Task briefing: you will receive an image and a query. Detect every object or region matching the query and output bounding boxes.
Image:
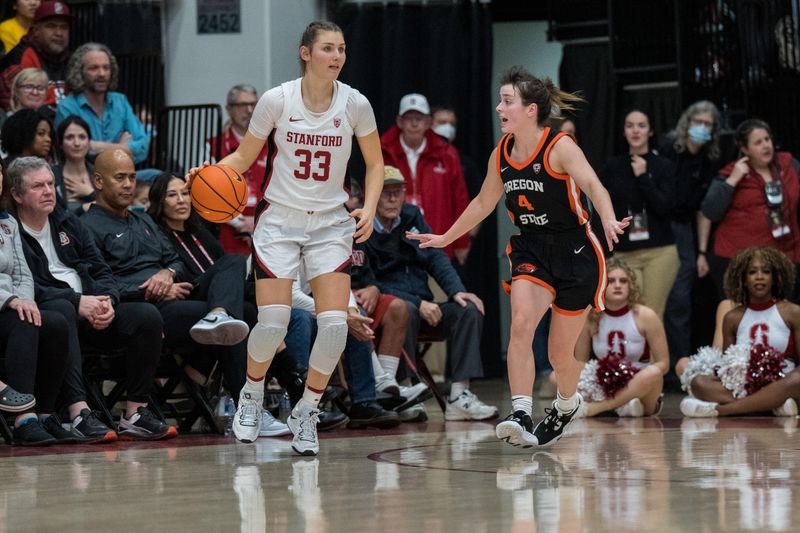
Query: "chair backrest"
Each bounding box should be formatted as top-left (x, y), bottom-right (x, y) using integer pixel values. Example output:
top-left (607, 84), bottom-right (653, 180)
top-left (155, 104), bottom-right (223, 174)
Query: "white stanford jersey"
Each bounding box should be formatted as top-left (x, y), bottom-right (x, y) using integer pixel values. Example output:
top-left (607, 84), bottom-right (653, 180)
top-left (248, 78), bottom-right (377, 212)
top-left (736, 301), bottom-right (791, 355)
top-left (592, 306), bottom-right (649, 368)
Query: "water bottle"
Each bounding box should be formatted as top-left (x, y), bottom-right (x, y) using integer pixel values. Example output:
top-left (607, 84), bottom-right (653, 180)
top-left (216, 394), bottom-right (236, 436)
top-left (278, 392), bottom-right (292, 423)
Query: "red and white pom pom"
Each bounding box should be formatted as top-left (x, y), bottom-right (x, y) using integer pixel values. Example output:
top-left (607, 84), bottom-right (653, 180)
top-left (596, 354), bottom-right (640, 399)
top-left (745, 343), bottom-right (786, 395)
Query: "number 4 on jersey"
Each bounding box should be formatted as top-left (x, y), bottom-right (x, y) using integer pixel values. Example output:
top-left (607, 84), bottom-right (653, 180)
top-left (518, 195), bottom-right (534, 211)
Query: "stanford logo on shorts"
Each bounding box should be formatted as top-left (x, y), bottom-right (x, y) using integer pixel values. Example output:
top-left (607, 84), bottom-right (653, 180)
top-left (351, 250), bottom-right (365, 266)
top-left (59, 232), bottom-right (70, 246)
top-left (334, 118), bottom-right (341, 128)
top-left (515, 263), bottom-right (537, 273)
top-left (533, 163), bottom-right (542, 174)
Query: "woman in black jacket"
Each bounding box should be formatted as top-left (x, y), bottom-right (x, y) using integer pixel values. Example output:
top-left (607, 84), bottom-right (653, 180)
top-left (599, 108), bottom-right (678, 319)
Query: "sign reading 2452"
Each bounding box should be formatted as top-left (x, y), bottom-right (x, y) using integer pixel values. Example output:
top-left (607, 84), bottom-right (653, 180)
top-left (197, 0), bottom-right (241, 34)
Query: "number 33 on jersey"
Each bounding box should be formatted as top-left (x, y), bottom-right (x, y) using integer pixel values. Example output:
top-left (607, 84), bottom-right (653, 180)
top-left (248, 77), bottom-right (378, 212)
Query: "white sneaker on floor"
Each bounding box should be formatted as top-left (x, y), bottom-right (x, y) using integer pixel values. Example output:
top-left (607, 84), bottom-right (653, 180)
top-left (232, 391), bottom-right (262, 443)
top-left (190, 311), bottom-right (250, 346)
top-left (395, 382), bottom-right (431, 411)
top-left (773, 398), bottom-right (798, 417)
top-left (399, 403), bottom-right (427, 423)
top-left (445, 390), bottom-right (499, 421)
top-left (259, 408), bottom-right (290, 437)
top-left (680, 396), bottom-right (719, 418)
top-left (615, 398), bottom-right (645, 417)
top-left (287, 403), bottom-right (320, 456)
top-left (375, 373), bottom-right (400, 397)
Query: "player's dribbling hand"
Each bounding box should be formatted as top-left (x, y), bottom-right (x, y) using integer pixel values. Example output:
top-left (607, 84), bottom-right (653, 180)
top-left (406, 232), bottom-right (448, 249)
top-left (350, 207), bottom-right (375, 243)
top-left (185, 161), bottom-right (211, 186)
top-left (602, 216), bottom-right (632, 252)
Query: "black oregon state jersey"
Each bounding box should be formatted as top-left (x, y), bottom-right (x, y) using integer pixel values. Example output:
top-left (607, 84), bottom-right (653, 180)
top-left (498, 127), bottom-right (591, 234)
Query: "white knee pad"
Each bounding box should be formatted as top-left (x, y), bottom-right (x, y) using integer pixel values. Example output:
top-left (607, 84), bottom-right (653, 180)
top-left (247, 304), bottom-right (291, 363)
top-left (308, 310), bottom-right (348, 375)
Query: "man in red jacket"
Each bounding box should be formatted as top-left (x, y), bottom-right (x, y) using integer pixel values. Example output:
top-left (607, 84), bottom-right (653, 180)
top-left (380, 93), bottom-right (471, 262)
top-left (0, 1), bottom-right (71, 111)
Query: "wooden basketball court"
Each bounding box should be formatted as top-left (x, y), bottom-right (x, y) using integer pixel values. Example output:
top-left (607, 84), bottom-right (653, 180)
top-left (1, 380), bottom-right (797, 532)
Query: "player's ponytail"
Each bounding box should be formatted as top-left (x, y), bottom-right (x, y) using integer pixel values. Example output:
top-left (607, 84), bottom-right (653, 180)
top-left (499, 66), bottom-right (584, 125)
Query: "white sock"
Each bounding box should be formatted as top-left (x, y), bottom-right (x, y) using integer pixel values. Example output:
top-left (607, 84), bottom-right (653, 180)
top-left (555, 392), bottom-right (579, 413)
top-left (243, 376), bottom-right (264, 397)
top-left (511, 395), bottom-right (533, 417)
top-left (378, 354), bottom-right (400, 378)
top-left (371, 351), bottom-right (385, 377)
top-left (449, 381), bottom-right (468, 401)
top-left (299, 386), bottom-right (323, 409)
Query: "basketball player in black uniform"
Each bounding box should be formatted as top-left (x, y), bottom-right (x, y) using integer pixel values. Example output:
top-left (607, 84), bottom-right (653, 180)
top-left (408, 66), bottom-right (629, 447)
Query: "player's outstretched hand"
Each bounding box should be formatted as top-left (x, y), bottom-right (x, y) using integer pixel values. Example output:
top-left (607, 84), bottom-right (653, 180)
top-left (406, 232), bottom-right (448, 249)
top-left (350, 207), bottom-right (375, 243)
top-left (185, 161), bottom-right (211, 186)
top-left (602, 216), bottom-right (632, 252)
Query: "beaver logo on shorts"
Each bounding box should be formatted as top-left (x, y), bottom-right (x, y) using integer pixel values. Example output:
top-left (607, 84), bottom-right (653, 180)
top-left (515, 263), bottom-right (537, 273)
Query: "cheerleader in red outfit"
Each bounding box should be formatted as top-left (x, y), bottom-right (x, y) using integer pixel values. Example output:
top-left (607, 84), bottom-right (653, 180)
top-left (678, 246), bottom-right (800, 417)
top-left (574, 258), bottom-right (668, 417)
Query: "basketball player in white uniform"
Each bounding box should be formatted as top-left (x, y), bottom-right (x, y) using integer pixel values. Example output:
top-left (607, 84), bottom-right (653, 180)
top-left (573, 258), bottom-right (669, 417)
top-left (189, 21), bottom-right (383, 455)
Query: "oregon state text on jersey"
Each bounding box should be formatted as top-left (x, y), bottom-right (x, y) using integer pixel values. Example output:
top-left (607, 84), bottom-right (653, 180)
top-left (248, 78), bottom-right (377, 212)
top-left (498, 127), bottom-right (590, 233)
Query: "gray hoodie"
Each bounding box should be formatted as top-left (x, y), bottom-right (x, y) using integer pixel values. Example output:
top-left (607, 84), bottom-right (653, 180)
top-left (0, 213), bottom-right (34, 308)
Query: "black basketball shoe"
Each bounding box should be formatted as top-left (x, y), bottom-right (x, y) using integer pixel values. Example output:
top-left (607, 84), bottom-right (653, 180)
top-left (495, 410), bottom-right (535, 448)
top-left (532, 397), bottom-right (585, 447)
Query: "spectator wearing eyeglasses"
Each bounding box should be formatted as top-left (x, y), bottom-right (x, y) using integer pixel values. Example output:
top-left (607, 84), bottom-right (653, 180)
top-left (207, 84), bottom-right (266, 256)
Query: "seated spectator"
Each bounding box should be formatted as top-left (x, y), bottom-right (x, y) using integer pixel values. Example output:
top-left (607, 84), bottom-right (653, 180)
top-left (700, 119), bottom-right (800, 298)
top-left (0, 0), bottom-right (39, 54)
top-left (0, 1), bottom-right (70, 111)
top-left (132, 180), bottom-right (149, 211)
top-left (677, 247), bottom-right (800, 418)
top-left (56, 43), bottom-right (150, 164)
top-left (51, 114), bottom-right (93, 209)
top-left (10, 156), bottom-right (172, 441)
top-left (599, 108), bottom-right (678, 319)
top-left (0, 156), bottom-right (70, 445)
top-left (572, 258), bottom-right (668, 417)
top-left (1, 106), bottom-right (51, 163)
top-left (5, 67), bottom-right (51, 125)
top-left (362, 165), bottom-right (497, 421)
top-left (82, 151), bottom-right (256, 434)
top-left (207, 84), bottom-right (265, 256)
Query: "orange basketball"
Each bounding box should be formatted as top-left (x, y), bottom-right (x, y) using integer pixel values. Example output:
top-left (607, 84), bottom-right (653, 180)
top-left (190, 164), bottom-right (248, 223)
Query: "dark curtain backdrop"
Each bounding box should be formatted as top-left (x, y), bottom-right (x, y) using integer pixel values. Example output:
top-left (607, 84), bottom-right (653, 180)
top-left (333, 1), bottom-right (502, 376)
top-left (559, 43), bottom-right (614, 170)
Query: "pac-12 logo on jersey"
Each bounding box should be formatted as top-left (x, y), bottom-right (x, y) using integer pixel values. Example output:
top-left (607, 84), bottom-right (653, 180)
top-left (515, 263), bottom-right (537, 274)
top-left (533, 163), bottom-right (542, 174)
top-left (334, 117), bottom-right (341, 128)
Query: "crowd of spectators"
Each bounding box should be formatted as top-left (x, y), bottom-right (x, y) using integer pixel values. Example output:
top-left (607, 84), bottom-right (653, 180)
top-left (0, 2), bottom-right (797, 447)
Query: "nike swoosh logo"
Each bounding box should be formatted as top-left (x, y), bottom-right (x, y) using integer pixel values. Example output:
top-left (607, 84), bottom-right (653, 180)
top-left (501, 166), bottom-right (509, 172)
top-left (574, 246), bottom-right (585, 254)
top-left (115, 233), bottom-right (124, 238)
top-left (289, 117), bottom-right (303, 122)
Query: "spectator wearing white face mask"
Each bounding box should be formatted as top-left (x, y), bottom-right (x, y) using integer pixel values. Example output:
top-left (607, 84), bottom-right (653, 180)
top-left (381, 95), bottom-right (472, 264)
